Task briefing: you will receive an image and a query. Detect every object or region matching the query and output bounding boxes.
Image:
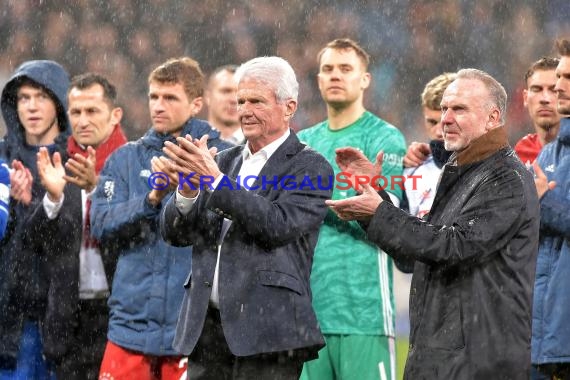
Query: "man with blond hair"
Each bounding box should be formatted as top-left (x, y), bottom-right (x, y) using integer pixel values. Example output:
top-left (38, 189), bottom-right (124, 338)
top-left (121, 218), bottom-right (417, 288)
top-left (403, 72), bottom-right (456, 218)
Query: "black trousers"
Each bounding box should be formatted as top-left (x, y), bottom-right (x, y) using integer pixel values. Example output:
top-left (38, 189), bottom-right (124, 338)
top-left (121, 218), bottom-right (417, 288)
top-left (532, 363), bottom-right (570, 380)
top-left (187, 306), bottom-right (307, 380)
top-left (54, 298), bottom-right (109, 380)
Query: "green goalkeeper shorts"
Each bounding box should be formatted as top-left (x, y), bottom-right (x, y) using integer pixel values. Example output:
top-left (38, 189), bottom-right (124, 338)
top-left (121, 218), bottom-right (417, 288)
top-left (300, 334), bottom-right (395, 380)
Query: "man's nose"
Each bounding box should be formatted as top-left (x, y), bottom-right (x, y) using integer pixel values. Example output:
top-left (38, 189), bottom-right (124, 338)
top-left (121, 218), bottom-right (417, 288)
top-left (238, 102), bottom-right (252, 114)
top-left (152, 98), bottom-right (165, 112)
top-left (77, 112), bottom-right (90, 126)
top-left (27, 97), bottom-right (38, 110)
top-left (540, 90), bottom-right (555, 103)
top-left (330, 68), bottom-right (341, 80)
top-left (441, 109), bottom-right (452, 124)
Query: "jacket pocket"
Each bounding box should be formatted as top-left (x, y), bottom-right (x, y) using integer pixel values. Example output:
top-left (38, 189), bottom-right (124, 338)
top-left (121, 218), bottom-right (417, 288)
top-left (257, 270), bottom-right (303, 295)
top-left (419, 285), bottom-right (465, 351)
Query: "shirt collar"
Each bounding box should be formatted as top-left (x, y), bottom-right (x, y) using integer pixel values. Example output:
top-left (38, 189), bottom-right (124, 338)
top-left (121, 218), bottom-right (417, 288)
top-left (241, 128), bottom-right (290, 161)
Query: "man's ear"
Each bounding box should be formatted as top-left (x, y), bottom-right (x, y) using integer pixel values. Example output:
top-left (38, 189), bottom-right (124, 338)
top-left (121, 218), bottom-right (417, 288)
top-left (110, 107), bottom-right (123, 126)
top-left (522, 89), bottom-right (529, 108)
top-left (361, 72), bottom-right (371, 90)
top-left (487, 108), bottom-right (501, 130)
top-left (284, 99), bottom-right (297, 120)
top-left (190, 96), bottom-right (203, 116)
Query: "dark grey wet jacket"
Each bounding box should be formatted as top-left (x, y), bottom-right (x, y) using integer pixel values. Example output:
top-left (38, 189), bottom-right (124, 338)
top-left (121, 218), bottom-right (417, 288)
top-left (366, 127), bottom-right (539, 379)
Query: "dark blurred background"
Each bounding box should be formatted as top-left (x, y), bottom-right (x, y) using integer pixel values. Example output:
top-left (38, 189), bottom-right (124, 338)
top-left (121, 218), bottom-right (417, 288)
top-left (0, 0), bottom-right (568, 148)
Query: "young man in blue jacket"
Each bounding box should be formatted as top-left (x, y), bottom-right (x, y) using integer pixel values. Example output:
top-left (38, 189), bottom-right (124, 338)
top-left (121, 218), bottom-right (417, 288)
top-left (531, 37), bottom-right (570, 380)
top-left (0, 60), bottom-right (70, 379)
top-left (90, 57), bottom-right (232, 380)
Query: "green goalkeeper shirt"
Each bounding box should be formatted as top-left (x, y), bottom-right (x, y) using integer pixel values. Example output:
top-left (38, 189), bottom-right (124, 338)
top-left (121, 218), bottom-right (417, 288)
top-left (298, 111), bottom-right (406, 336)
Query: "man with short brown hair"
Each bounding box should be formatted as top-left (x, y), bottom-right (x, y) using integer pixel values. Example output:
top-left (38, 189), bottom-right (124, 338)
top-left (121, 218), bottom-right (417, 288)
top-left (531, 37), bottom-right (570, 380)
top-left (515, 57), bottom-right (561, 165)
top-left (90, 57), bottom-right (232, 380)
top-left (30, 73), bottom-right (127, 379)
top-left (298, 38), bottom-right (406, 380)
top-left (206, 65), bottom-right (242, 144)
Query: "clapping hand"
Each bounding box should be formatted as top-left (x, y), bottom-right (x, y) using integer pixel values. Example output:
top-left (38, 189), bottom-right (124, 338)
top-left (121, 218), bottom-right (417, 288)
top-left (64, 146), bottom-right (98, 193)
top-left (533, 160), bottom-right (556, 199)
top-left (36, 147), bottom-right (66, 202)
top-left (335, 147), bottom-right (383, 192)
top-left (10, 160), bottom-right (33, 205)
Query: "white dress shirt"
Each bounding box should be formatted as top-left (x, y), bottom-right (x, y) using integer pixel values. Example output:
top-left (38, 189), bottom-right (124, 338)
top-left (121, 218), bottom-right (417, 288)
top-left (43, 188), bottom-right (110, 299)
top-left (175, 129), bottom-right (291, 307)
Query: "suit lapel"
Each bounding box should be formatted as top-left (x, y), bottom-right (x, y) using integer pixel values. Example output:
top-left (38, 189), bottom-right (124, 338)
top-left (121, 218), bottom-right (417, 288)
top-left (217, 146), bottom-right (244, 178)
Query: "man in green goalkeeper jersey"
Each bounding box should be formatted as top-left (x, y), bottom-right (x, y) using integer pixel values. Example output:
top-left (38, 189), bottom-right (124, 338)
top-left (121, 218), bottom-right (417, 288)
top-left (298, 38), bottom-right (406, 380)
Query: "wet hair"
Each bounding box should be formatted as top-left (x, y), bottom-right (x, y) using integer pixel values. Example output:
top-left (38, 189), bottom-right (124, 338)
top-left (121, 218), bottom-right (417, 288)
top-left (317, 38), bottom-right (370, 70)
top-left (456, 68), bottom-right (507, 125)
top-left (69, 72), bottom-right (118, 107)
top-left (148, 57), bottom-right (204, 100)
top-left (556, 38), bottom-right (570, 56)
top-left (235, 56), bottom-right (298, 103)
top-left (421, 73), bottom-right (456, 110)
top-left (524, 57), bottom-right (560, 85)
top-left (207, 64), bottom-right (238, 89)
top-left (14, 77), bottom-right (58, 105)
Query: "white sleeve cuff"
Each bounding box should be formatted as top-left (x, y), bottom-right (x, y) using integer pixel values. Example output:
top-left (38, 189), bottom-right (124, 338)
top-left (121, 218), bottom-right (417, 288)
top-left (43, 193), bottom-right (65, 220)
top-left (175, 189), bottom-right (200, 215)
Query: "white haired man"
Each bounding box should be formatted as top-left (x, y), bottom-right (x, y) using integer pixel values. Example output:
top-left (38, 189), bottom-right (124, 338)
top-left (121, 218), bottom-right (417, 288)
top-left (160, 56), bottom-right (334, 379)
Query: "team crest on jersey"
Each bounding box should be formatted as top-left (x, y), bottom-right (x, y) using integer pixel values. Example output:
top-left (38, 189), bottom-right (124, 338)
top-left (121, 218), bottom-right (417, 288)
top-left (104, 181), bottom-right (115, 201)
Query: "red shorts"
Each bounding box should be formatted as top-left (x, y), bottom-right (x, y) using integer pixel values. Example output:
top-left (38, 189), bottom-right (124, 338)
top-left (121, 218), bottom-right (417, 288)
top-left (99, 340), bottom-right (187, 380)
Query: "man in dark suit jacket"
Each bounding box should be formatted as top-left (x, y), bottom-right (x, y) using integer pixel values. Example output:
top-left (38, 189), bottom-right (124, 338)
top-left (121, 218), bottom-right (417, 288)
top-left (159, 56), bottom-right (334, 380)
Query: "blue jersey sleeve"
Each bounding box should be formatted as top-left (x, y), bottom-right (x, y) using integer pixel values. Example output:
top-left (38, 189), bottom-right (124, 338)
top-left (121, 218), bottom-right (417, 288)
top-left (0, 161), bottom-right (10, 239)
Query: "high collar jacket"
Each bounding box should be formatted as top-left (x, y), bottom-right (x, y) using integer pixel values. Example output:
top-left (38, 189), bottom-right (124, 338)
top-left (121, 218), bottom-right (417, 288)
top-left (366, 128), bottom-right (540, 379)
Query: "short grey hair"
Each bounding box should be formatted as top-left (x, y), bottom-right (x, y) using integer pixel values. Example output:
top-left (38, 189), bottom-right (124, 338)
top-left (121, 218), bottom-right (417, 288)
top-left (235, 56), bottom-right (298, 103)
top-left (456, 68), bottom-right (507, 125)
